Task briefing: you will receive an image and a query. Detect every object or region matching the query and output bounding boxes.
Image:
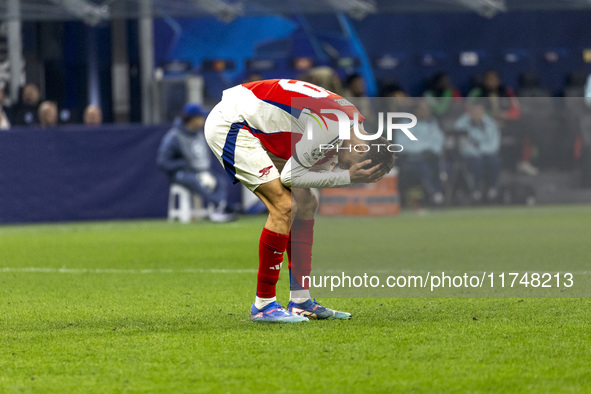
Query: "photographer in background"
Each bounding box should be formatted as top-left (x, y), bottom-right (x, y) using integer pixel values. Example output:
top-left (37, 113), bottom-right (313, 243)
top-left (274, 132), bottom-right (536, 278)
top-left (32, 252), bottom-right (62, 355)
top-left (0, 87), bottom-right (10, 130)
top-left (157, 103), bottom-right (234, 222)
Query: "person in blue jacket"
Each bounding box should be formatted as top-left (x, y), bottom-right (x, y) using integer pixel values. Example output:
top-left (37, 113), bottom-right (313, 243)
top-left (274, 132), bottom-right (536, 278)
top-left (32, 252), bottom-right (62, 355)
top-left (454, 101), bottom-right (502, 202)
top-left (157, 103), bottom-right (233, 222)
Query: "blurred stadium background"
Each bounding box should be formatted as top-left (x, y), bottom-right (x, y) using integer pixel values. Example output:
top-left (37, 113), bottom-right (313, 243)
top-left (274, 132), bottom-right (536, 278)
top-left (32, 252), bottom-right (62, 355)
top-left (1, 0), bottom-right (591, 223)
top-left (2, 2), bottom-right (591, 392)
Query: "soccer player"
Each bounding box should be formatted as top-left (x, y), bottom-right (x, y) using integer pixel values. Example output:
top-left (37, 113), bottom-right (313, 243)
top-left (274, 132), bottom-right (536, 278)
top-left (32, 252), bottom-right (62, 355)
top-left (205, 79), bottom-right (394, 323)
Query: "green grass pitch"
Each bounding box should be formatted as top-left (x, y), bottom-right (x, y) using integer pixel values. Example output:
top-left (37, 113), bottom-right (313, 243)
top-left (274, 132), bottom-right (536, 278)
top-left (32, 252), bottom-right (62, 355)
top-left (1, 205), bottom-right (590, 393)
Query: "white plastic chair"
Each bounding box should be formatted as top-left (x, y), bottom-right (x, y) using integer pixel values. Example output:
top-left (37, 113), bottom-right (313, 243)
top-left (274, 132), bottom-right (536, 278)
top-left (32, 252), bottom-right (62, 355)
top-left (167, 184), bottom-right (207, 223)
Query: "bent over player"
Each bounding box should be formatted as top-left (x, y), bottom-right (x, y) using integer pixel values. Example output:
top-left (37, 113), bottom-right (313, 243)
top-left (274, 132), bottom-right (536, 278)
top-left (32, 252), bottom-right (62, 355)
top-left (205, 79), bottom-right (394, 323)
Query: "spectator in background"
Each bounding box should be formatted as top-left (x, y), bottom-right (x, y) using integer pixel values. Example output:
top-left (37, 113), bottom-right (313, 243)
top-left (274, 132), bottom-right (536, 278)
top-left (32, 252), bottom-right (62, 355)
top-left (0, 87), bottom-right (10, 130)
top-left (380, 81), bottom-right (412, 112)
top-left (12, 83), bottom-right (42, 126)
top-left (344, 73), bottom-right (374, 128)
top-left (455, 101), bottom-right (502, 203)
top-left (343, 73), bottom-right (365, 97)
top-left (399, 100), bottom-right (445, 205)
top-left (38, 101), bottom-right (58, 128)
top-left (468, 70), bottom-right (537, 176)
top-left (423, 72), bottom-right (462, 118)
top-left (300, 66), bottom-right (343, 95)
top-left (468, 70), bottom-right (520, 122)
top-left (83, 105), bottom-right (103, 126)
top-left (157, 103), bottom-right (234, 222)
top-left (381, 80), bottom-right (405, 98)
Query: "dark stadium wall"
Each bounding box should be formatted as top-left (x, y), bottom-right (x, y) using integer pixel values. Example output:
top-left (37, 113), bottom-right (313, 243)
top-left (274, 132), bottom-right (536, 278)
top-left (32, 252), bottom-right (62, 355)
top-left (0, 125), bottom-right (170, 224)
top-left (62, 22), bottom-right (114, 123)
top-left (0, 124), bottom-right (243, 224)
top-left (21, 21), bottom-right (115, 123)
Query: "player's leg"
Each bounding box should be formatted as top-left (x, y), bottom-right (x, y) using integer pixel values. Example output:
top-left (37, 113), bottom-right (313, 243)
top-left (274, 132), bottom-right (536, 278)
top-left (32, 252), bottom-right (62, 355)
top-left (286, 188), bottom-right (317, 302)
top-left (204, 111), bottom-right (307, 323)
top-left (254, 178), bottom-right (292, 234)
top-left (246, 179), bottom-right (306, 323)
top-left (286, 188), bottom-right (351, 320)
top-left (252, 179), bottom-right (291, 305)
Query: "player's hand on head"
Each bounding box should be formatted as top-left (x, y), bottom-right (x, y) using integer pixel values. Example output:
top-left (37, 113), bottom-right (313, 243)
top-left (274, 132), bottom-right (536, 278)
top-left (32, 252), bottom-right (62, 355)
top-left (349, 160), bottom-right (386, 184)
top-left (370, 164), bottom-right (390, 183)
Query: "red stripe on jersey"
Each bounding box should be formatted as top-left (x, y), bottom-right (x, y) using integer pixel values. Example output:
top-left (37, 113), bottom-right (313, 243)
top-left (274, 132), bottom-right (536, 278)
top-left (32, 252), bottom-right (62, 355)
top-left (250, 131), bottom-right (303, 160)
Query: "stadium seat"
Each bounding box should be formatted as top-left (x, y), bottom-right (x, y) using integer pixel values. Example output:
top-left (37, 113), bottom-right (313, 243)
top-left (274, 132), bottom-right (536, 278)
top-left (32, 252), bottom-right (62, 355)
top-left (167, 184), bottom-right (207, 223)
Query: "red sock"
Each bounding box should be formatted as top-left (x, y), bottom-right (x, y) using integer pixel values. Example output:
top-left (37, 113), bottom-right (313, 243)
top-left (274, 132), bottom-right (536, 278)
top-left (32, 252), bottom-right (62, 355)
top-left (257, 228), bottom-right (289, 298)
top-left (287, 219), bottom-right (314, 291)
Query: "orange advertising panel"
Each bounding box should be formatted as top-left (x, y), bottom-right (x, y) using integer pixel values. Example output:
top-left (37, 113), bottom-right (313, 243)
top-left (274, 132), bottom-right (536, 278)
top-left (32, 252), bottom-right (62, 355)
top-left (319, 172), bottom-right (400, 216)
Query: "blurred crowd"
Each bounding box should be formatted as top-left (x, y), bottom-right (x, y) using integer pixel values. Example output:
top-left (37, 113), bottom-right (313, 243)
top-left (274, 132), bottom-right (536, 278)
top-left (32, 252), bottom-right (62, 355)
top-left (0, 83), bottom-right (103, 129)
top-left (296, 67), bottom-right (591, 206)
